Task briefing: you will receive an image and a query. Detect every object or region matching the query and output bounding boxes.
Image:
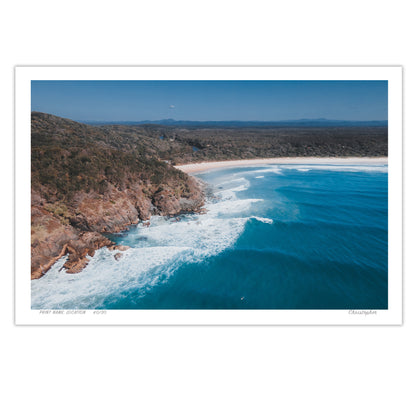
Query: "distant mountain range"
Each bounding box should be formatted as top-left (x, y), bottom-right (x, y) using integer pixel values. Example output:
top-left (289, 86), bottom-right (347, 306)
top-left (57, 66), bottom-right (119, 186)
top-left (81, 118), bottom-right (388, 128)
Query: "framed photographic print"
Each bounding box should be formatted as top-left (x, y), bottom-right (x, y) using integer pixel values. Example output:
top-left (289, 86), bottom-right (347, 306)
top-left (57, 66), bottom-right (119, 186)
top-left (15, 66), bottom-right (402, 324)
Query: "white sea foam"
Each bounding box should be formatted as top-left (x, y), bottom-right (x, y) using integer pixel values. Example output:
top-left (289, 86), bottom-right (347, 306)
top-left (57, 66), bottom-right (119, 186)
top-left (221, 177), bottom-right (250, 186)
top-left (255, 175), bottom-right (265, 179)
top-left (31, 172), bottom-right (260, 309)
top-left (32, 213), bottom-right (249, 309)
top-left (31, 245), bottom-right (191, 309)
top-left (251, 216), bottom-right (274, 224)
top-left (215, 178), bottom-right (250, 199)
top-left (136, 215), bottom-right (247, 254)
top-left (251, 166), bottom-right (283, 175)
top-left (207, 198), bottom-right (263, 216)
top-left (280, 164), bottom-right (388, 173)
top-left (230, 184), bottom-right (249, 192)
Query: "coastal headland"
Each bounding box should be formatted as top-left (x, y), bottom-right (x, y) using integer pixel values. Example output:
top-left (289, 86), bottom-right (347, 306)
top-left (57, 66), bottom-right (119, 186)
top-left (31, 113), bottom-right (205, 279)
top-left (31, 112), bottom-right (387, 279)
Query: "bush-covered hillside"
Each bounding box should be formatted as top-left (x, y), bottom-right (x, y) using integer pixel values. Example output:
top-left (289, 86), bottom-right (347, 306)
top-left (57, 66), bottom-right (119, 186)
top-left (31, 112), bottom-right (204, 279)
top-left (31, 112), bottom-right (193, 203)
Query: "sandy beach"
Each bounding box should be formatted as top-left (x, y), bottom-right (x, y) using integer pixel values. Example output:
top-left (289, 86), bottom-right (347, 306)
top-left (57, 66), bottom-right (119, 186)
top-left (175, 157), bottom-right (388, 173)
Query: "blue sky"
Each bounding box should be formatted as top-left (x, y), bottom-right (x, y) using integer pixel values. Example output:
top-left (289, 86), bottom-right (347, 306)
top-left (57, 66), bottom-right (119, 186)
top-left (31, 80), bottom-right (388, 122)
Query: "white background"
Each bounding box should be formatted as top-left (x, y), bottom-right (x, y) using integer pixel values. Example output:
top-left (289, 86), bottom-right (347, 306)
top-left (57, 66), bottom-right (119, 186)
top-left (2, 1), bottom-right (414, 415)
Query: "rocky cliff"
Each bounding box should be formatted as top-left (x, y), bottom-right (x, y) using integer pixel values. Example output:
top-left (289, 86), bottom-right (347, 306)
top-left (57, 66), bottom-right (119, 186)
top-left (31, 112), bottom-right (205, 279)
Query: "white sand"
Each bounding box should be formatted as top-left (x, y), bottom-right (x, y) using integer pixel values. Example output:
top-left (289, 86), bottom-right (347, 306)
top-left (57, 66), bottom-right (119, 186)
top-left (175, 157), bottom-right (388, 173)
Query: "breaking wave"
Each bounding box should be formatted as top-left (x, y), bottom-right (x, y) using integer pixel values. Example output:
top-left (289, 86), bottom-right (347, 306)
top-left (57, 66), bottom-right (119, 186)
top-left (250, 216), bottom-right (274, 224)
top-left (279, 164), bottom-right (388, 173)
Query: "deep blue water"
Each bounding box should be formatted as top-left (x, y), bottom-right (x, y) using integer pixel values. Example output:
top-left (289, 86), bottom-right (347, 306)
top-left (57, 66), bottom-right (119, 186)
top-left (32, 163), bottom-right (388, 310)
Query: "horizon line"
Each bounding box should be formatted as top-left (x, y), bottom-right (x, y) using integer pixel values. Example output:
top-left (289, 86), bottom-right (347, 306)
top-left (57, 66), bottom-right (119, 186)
top-left (31, 112), bottom-right (388, 124)
top-left (77, 117), bottom-right (388, 123)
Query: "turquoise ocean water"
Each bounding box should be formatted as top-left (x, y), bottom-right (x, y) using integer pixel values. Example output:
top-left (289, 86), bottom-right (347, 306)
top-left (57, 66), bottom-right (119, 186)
top-left (31, 162), bottom-right (388, 310)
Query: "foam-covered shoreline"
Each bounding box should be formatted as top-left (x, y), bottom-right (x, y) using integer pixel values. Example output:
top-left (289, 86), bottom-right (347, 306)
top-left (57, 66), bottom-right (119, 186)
top-left (176, 157), bottom-right (388, 173)
top-left (31, 172), bottom-right (257, 309)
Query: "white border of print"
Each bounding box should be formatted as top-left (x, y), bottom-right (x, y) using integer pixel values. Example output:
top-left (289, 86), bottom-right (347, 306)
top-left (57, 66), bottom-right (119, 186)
top-left (15, 66), bottom-right (402, 325)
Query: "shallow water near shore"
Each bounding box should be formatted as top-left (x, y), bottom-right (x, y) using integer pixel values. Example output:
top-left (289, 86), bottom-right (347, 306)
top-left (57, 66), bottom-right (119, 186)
top-left (31, 163), bottom-right (388, 310)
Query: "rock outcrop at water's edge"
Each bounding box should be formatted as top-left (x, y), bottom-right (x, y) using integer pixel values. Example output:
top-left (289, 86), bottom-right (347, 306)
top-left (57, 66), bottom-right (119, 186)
top-left (31, 179), bottom-right (205, 279)
top-left (31, 112), bottom-right (205, 280)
